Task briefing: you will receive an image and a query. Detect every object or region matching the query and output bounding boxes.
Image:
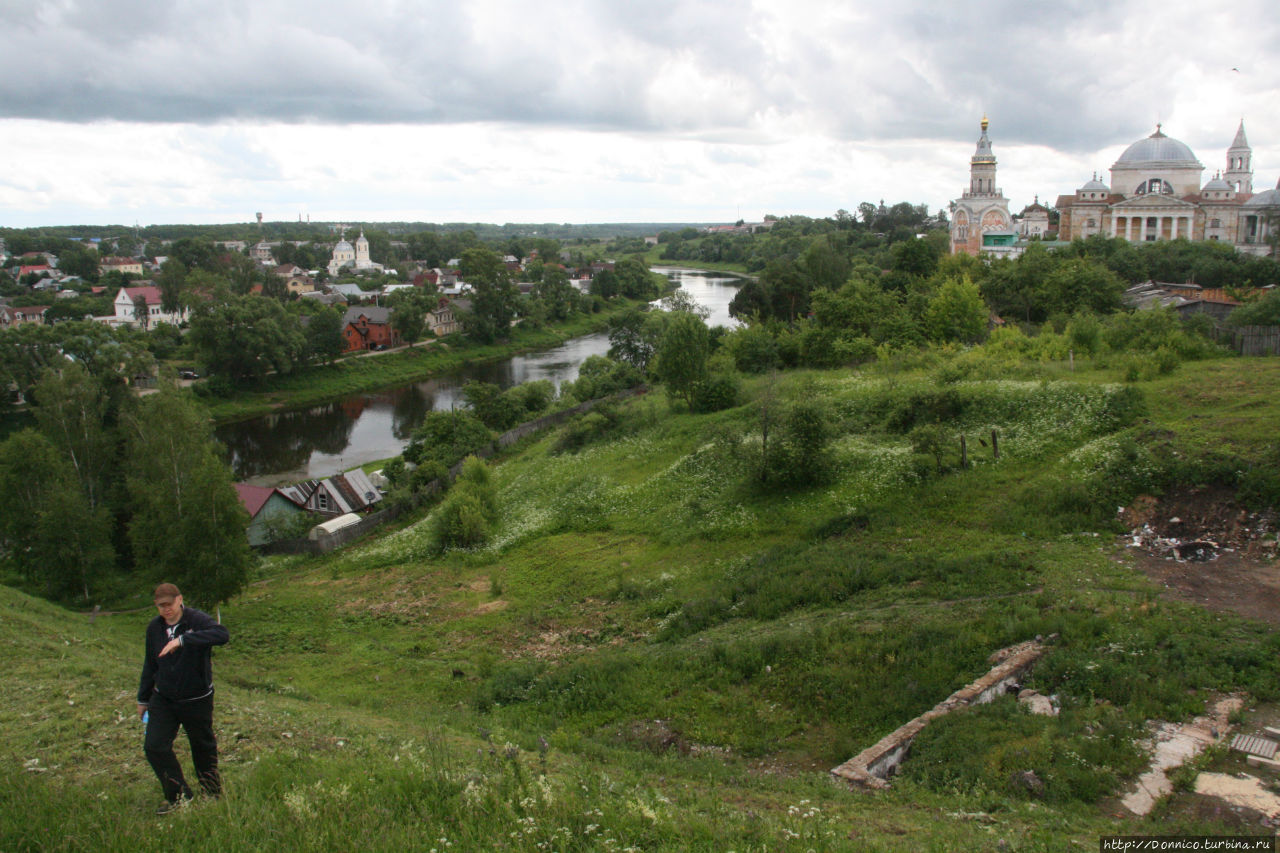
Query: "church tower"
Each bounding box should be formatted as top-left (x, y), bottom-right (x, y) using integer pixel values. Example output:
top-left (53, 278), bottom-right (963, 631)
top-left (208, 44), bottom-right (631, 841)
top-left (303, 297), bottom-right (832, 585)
top-left (355, 230), bottom-right (371, 267)
top-left (969, 115), bottom-right (999, 196)
top-left (1225, 119), bottom-right (1253, 194)
top-left (951, 116), bottom-right (1012, 256)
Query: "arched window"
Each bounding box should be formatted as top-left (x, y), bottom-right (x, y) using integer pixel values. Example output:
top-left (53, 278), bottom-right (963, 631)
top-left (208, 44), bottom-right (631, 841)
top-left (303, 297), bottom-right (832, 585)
top-left (1135, 178), bottom-right (1174, 195)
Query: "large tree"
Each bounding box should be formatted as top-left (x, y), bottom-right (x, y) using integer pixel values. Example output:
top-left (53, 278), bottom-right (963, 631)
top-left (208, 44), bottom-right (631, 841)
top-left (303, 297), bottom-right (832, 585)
top-left (654, 311), bottom-right (711, 409)
top-left (459, 247), bottom-right (517, 342)
top-left (124, 388), bottom-right (253, 606)
top-left (188, 294), bottom-right (307, 384)
top-left (30, 363), bottom-right (116, 512)
top-left (0, 429), bottom-right (115, 603)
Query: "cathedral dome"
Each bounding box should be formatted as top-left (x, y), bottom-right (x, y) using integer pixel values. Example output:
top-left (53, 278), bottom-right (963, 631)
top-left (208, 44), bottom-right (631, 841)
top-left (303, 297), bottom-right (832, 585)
top-left (1115, 127), bottom-right (1201, 166)
top-left (1080, 176), bottom-right (1109, 191)
top-left (334, 240), bottom-right (353, 252)
top-left (1202, 174), bottom-right (1231, 193)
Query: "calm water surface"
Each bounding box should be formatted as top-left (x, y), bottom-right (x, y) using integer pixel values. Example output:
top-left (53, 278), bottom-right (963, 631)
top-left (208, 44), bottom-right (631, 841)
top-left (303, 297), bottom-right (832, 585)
top-left (220, 268), bottom-right (742, 485)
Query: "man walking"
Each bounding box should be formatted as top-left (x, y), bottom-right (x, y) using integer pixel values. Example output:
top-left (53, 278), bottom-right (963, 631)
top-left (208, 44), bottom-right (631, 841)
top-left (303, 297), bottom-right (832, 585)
top-left (137, 583), bottom-right (229, 814)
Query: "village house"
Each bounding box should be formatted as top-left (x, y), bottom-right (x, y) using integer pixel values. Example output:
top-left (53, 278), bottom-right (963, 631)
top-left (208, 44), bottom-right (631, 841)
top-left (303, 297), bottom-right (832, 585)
top-left (0, 305), bottom-right (51, 328)
top-left (276, 469), bottom-right (383, 518)
top-left (429, 297), bottom-right (467, 336)
top-left (101, 285), bottom-right (190, 328)
top-left (98, 256), bottom-right (145, 277)
top-left (341, 305), bottom-right (401, 352)
top-left (273, 263), bottom-right (317, 295)
top-left (233, 484), bottom-right (308, 546)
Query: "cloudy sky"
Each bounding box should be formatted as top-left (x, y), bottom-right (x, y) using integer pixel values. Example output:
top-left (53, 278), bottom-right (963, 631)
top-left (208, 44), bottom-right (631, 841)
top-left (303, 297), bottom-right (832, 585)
top-left (2, 0), bottom-right (1278, 228)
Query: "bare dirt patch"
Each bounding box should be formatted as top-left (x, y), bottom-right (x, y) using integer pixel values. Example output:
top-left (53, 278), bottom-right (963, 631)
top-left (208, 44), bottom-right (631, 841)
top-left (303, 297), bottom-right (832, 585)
top-left (1119, 486), bottom-right (1280, 627)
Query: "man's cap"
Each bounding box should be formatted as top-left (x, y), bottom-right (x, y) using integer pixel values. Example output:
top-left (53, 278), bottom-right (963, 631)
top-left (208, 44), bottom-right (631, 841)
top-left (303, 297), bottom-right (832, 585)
top-left (153, 583), bottom-right (181, 602)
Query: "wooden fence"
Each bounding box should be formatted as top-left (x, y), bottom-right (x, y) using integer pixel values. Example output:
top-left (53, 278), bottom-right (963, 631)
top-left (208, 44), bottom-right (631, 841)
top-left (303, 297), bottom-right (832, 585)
top-left (1211, 324), bottom-right (1280, 356)
top-left (259, 387), bottom-right (646, 555)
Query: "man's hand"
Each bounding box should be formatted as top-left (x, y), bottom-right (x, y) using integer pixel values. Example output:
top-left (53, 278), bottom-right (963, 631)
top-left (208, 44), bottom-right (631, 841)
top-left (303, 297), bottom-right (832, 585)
top-left (137, 703), bottom-right (148, 719)
top-left (158, 637), bottom-right (182, 658)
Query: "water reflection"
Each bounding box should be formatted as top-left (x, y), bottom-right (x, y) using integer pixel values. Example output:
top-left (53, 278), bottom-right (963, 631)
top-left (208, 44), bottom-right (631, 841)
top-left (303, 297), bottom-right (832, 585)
top-left (219, 268), bottom-right (741, 485)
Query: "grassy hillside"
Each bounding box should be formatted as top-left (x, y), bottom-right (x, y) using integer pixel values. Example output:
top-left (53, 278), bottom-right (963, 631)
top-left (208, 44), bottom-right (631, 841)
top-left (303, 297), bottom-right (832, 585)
top-left (5, 357), bottom-right (1280, 851)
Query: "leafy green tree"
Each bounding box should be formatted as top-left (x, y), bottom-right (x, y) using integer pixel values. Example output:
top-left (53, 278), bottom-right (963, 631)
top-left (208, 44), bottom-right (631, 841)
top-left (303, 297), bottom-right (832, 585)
top-left (924, 276), bottom-right (989, 344)
top-left (536, 264), bottom-right (576, 321)
top-left (612, 256), bottom-right (659, 299)
top-left (30, 363), bottom-right (116, 512)
top-left (188, 294), bottom-right (307, 384)
top-left (388, 286), bottom-right (438, 347)
top-left (463, 381), bottom-right (523, 431)
top-left (403, 410), bottom-right (493, 467)
top-left (757, 398), bottom-right (831, 489)
top-left (58, 244), bottom-right (99, 280)
top-left (156, 259), bottom-right (187, 315)
top-left (168, 238), bottom-right (218, 272)
top-left (124, 388), bottom-right (253, 606)
top-left (303, 305), bottom-right (346, 364)
top-left (799, 235), bottom-right (850, 292)
top-left (1227, 288), bottom-right (1280, 326)
top-left (723, 324), bottom-right (779, 373)
top-left (460, 247), bottom-right (517, 342)
top-left (0, 429), bottom-right (116, 602)
top-left (607, 307), bottom-right (659, 372)
top-left (654, 311), bottom-right (710, 409)
top-left (1042, 258), bottom-right (1125, 317)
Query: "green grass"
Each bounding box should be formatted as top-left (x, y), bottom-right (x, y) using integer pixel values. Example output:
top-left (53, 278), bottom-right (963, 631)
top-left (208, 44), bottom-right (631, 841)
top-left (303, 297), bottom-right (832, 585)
top-left (6, 356), bottom-right (1280, 850)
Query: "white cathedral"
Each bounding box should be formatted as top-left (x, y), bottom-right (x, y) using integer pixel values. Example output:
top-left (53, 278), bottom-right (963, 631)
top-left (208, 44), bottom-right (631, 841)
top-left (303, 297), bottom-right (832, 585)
top-left (328, 229), bottom-right (384, 277)
top-left (950, 117), bottom-right (1280, 257)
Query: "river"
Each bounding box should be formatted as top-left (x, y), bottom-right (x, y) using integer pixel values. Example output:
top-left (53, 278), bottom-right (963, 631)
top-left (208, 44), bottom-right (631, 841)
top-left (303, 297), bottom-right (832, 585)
top-left (219, 268), bottom-right (743, 486)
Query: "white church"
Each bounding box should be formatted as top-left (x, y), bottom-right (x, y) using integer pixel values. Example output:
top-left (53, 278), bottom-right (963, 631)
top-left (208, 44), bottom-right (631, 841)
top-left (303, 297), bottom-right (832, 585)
top-left (328, 229), bottom-right (384, 277)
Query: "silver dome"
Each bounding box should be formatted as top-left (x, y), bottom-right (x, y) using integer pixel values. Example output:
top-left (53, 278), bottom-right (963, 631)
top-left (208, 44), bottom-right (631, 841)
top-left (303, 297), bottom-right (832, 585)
top-left (1115, 127), bottom-right (1201, 166)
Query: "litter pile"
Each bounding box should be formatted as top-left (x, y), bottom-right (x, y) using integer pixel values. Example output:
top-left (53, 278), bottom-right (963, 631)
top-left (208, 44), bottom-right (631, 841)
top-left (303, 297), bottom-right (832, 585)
top-left (1119, 489), bottom-right (1278, 564)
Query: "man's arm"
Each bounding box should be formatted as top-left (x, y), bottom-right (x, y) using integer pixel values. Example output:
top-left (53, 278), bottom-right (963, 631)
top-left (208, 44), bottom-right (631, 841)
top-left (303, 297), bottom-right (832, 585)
top-left (137, 625), bottom-right (156, 714)
top-left (178, 609), bottom-right (229, 648)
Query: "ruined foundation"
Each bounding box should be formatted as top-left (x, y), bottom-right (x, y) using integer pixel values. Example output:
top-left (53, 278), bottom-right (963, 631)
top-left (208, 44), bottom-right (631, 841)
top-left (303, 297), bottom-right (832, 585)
top-left (830, 639), bottom-right (1049, 789)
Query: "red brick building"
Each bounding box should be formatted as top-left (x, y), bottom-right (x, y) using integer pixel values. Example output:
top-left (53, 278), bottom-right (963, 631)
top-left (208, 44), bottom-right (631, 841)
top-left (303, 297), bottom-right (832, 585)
top-left (341, 306), bottom-right (401, 353)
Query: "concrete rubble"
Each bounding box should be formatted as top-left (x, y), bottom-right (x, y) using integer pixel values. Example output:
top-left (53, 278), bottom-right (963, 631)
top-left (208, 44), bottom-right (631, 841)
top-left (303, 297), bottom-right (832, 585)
top-left (1120, 695), bottom-right (1243, 817)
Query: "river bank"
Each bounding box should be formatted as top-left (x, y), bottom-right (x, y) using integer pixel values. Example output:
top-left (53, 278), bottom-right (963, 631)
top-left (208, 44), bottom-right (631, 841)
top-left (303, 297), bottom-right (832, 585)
top-left (201, 300), bottom-right (646, 424)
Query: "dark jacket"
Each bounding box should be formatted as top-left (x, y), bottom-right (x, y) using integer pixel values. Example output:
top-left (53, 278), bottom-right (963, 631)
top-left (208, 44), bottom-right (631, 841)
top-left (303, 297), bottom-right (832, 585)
top-left (137, 606), bottom-right (229, 704)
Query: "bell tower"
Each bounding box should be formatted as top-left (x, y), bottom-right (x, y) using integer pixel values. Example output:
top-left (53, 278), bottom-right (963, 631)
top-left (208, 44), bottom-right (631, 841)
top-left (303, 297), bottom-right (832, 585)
top-left (968, 115), bottom-right (1000, 196)
top-left (1225, 119), bottom-right (1252, 194)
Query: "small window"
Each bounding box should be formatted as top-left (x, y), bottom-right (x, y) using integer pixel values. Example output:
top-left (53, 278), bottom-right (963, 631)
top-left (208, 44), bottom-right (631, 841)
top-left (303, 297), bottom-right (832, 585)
top-left (316, 492), bottom-right (329, 511)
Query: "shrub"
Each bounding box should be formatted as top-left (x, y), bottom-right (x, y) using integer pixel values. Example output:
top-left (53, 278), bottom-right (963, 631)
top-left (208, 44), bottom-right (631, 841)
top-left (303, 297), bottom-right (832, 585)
top-left (404, 411), bottom-right (492, 467)
top-left (723, 325), bottom-right (779, 373)
top-left (428, 456), bottom-right (497, 552)
top-left (690, 372), bottom-right (741, 413)
top-left (554, 410), bottom-right (615, 454)
top-left (758, 398), bottom-right (831, 489)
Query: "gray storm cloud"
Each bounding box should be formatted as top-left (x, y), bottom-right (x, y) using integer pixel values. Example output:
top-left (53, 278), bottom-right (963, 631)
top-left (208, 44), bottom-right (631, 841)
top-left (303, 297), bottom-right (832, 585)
top-left (1, 0), bottom-right (1277, 154)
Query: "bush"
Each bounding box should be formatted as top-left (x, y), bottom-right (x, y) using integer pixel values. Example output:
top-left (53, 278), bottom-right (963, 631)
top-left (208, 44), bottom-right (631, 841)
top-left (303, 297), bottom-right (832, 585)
top-left (723, 325), bottom-right (779, 373)
top-left (428, 456), bottom-right (497, 552)
top-left (758, 398), bottom-right (831, 489)
top-left (690, 372), bottom-right (741, 413)
top-left (404, 411), bottom-right (492, 467)
top-left (554, 409), bottom-right (616, 454)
